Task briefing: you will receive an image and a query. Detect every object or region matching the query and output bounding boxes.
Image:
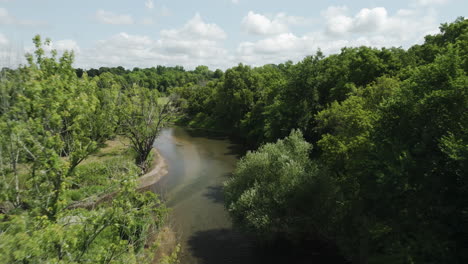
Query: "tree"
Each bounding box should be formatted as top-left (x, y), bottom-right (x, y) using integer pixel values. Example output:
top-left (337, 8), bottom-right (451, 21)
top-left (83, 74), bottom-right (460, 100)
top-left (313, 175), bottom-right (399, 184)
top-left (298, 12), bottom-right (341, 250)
top-left (0, 35), bottom-right (170, 263)
top-left (224, 130), bottom-right (337, 243)
top-left (120, 86), bottom-right (176, 172)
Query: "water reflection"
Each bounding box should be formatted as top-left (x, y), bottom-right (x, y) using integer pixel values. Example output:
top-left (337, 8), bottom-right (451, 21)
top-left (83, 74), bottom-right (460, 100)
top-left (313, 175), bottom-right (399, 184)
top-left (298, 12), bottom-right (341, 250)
top-left (152, 127), bottom-right (347, 264)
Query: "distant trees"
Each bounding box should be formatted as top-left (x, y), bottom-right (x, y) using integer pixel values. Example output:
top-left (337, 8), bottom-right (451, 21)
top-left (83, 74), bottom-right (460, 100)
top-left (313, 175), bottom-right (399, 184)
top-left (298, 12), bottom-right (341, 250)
top-left (75, 64), bottom-right (217, 94)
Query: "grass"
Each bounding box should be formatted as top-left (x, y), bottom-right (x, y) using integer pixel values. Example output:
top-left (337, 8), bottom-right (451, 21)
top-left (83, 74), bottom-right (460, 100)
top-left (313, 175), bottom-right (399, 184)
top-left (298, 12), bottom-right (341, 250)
top-left (64, 136), bottom-right (139, 203)
top-left (82, 136), bottom-right (132, 165)
top-left (157, 97), bottom-right (169, 105)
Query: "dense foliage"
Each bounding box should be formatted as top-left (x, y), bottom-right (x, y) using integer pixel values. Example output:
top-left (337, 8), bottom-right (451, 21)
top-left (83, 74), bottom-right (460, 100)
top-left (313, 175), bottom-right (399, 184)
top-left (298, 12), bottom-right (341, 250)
top-left (76, 65), bottom-right (222, 94)
top-left (1, 16), bottom-right (466, 264)
top-left (0, 36), bottom-right (170, 263)
top-left (178, 18), bottom-right (468, 263)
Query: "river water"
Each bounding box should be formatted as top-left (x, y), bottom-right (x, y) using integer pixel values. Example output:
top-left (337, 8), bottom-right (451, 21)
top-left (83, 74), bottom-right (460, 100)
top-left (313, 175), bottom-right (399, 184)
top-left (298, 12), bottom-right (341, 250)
top-left (152, 127), bottom-right (256, 264)
top-left (151, 127), bottom-right (345, 264)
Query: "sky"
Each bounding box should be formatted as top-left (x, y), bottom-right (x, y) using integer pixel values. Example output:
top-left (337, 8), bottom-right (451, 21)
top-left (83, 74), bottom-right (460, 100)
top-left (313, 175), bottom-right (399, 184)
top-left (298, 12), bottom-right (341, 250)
top-left (0, 0), bottom-right (466, 70)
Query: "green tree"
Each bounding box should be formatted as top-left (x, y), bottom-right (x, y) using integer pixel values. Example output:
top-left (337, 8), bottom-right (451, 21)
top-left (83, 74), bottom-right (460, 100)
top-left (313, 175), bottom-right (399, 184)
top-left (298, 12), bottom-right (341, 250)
top-left (224, 130), bottom-right (337, 243)
top-left (120, 86), bottom-right (176, 171)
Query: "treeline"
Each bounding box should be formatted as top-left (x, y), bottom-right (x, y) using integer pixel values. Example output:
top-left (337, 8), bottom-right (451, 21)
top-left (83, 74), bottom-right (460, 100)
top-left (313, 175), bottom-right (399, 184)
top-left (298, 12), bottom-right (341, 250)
top-left (74, 65), bottom-right (223, 93)
top-left (176, 18), bottom-right (468, 263)
top-left (0, 36), bottom-right (176, 263)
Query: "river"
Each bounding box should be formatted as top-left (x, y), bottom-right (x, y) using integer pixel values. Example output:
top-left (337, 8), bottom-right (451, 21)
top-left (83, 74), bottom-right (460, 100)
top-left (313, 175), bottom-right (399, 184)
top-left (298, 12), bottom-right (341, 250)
top-left (151, 127), bottom-right (255, 264)
top-left (151, 127), bottom-right (345, 264)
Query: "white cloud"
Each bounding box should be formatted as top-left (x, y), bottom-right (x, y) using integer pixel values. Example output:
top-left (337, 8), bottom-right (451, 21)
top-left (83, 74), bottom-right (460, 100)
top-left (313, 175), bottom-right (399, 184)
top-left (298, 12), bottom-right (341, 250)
top-left (242, 11), bottom-right (288, 35)
top-left (64, 6), bottom-right (442, 70)
top-left (414, 0), bottom-right (449, 6)
top-left (95, 10), bottom-right (134, 25)
top-left (0, 33), bottom-right (9, 46)
top-left (24, 38), bottom-right (81, 59)
top-left (160, 13), bottom-right (226, 40)
top-left (322, 6), bottom-right (438, 42)
top-left (275, 12), bottom-right (311, 26)
top-left (352, 7), bottom-right (388, 32)
top-left (76, 14), bottom-right (231, 70)
top-left (53, 39), bottom-right (80, 54)
top-left (241, 11), bottom-right (310, 36)
top-left (141, 17), bottom-right (154, 25)
top-left (322, 6), bottom-right (353, 35)
top-left (236, 5), bottom-right (440, 67)
top-left (158, 6), bottom-right (172, 17)
top-left (0, 34), bottom-right (23, 68)
top-left (232, 0), bottom-right (240, 4)
top-left (237, 32), bottom-right (341, 66)
top-left (0, 8), bottom-right (15, 24)
top-left (322, 6), bottom-right (389, 34)
top-left (145, 0), bottom-right (154, 9)
top-left (0, 7), bottom-right (46, 26)
top-left (323, 6), bottom-right (390, 34)
top-left (9, 37), bottom-right (80, 68)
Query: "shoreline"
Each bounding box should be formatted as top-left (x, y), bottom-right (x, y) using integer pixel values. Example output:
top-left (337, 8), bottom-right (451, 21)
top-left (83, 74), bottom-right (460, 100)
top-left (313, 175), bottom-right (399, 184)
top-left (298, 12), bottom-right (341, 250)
top-left (67, 147), bottom-right (168, 210)
top-left (138, 148), bottom-right (169, 191)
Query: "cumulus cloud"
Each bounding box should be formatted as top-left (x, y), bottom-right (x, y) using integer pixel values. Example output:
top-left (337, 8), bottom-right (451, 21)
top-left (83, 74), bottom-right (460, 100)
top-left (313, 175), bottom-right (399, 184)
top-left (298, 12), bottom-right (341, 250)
top-left (237, 5), bottom-right (440, 66)
top-left (145, 0), bottom-right (154, 9)
top-left (160, 13), bottom-right (226, 40)
top-left (76, 14), bottom-right (231, 69)
top-left (141, 17), bottom-right (154, 25)
top-left (23, 38), bottom-right (81, 59)
top-left (60, 5), bottom-right (442, 70)
top-left (241, 11), bottom-right (308, 36)
top-left (0, 8), bottom-right (15, 24)
top-left (242, 11), bottom-right (288, 35)
top-left (0, 7), bottom-right (46, 26)
top-left (52, 39), bottom-right (81, 54)
top-left (0, 34), bottom-right (18, 68)
top-left (414, 0), bottom-right (449, 6)
top-left (237, 32), bottom-right (346, 66)
top-left (95, 10), bottom-right (134, 25)
top-left (321, 6), bottom-right (353, 35)
top-left (322, 6), bottom-right (390, 35)
top-left (322, 6), bottom-right (438, 42)
top-left (2, 37), bottom-right (80, 68)
top-left (0, 33), bottom-right (9, 46)
top-left (158, 6), bottom-right (172, 17)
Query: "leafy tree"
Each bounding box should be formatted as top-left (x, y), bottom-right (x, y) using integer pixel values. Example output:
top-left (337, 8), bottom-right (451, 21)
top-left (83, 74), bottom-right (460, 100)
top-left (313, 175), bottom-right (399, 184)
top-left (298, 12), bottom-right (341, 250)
top-left (120, 86), bottom-right (176, 171)
top-left (219, 17), bottom-right (468, 264)
top-left (0, 35), bottom-right (169, 263)
top-left (224, 130), bottom-right (337, 242)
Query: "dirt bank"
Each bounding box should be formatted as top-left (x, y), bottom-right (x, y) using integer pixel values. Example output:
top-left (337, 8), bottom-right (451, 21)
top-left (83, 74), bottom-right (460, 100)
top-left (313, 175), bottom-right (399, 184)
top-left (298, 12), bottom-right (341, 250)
top-left (67, 147), bottom-right (168, 210)
top-left (138, 149), bottom-right (168, 191)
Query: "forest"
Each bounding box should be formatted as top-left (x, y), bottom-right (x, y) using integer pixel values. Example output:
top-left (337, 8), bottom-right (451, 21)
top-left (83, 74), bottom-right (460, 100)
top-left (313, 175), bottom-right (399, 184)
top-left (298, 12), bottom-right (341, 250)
top-left (176, 17), bottom-right (468, 263)
top-left (0, 17), bottom-right (467, 264)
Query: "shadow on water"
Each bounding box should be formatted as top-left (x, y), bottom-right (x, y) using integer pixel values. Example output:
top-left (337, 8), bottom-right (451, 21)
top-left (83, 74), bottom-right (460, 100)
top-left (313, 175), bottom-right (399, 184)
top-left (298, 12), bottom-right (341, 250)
top-left (182, 127), bottom-right (248, 158)
top-left (187, 228), bottom-right (255, 264)
top-left (187, 228), bottom-right (350, 264)
top-left (155, 127), bottom-right (348, 264)
top-left (184, 127), bottom-right (230, 141)
top-left (203, 185), bottom-right (224, 204)
top-left (224, 143), bottom-right (247, 158)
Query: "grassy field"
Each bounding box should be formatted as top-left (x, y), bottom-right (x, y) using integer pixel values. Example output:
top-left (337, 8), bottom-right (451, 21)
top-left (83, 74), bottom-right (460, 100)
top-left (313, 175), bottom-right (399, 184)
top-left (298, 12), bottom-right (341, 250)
top-left (82, 136), bottom-right (132, 165)
top-left (157, 96), bottom-right (169, 105)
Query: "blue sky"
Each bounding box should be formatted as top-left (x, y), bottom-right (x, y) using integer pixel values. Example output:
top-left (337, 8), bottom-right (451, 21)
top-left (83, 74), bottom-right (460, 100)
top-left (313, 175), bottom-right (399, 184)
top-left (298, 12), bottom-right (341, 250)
top-left (0, 0), bottom-right (466, 69)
